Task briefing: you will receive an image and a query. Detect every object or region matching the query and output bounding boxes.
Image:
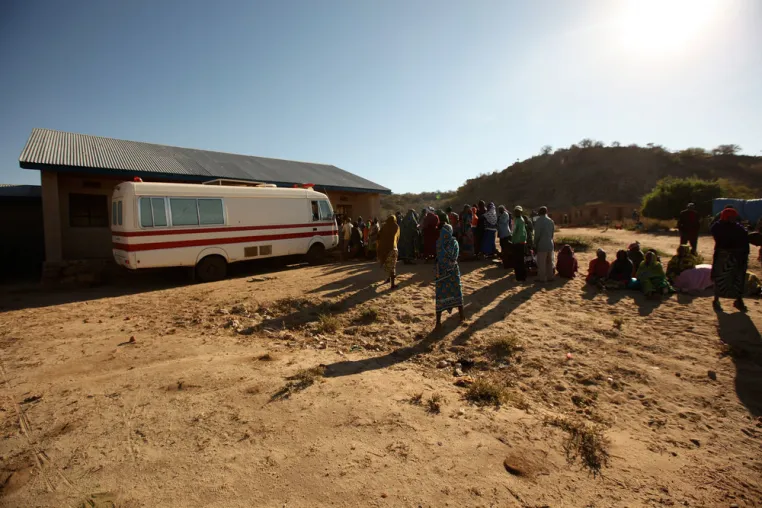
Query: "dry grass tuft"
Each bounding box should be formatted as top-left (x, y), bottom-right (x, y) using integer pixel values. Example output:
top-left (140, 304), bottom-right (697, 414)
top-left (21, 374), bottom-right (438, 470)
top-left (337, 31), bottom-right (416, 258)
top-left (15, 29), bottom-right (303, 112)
top-left (426, 393), bottom-right (444, 414)
top-left (358, 307), bottom-right (380, 323)
top-left (270, 366), bottom-right (326, 401)
top-left (315, 314), bottom-right (341, 334)
top-left (408, 392), bottom-right (424, 406)
top-left (544, 416), bottom-right (610, 476)
top-left (487, 336), bottom-right (521, 361)
top-left (464, 379), bottom-right (507, 407)
top-left (612, 317), bottom-right (625, 330)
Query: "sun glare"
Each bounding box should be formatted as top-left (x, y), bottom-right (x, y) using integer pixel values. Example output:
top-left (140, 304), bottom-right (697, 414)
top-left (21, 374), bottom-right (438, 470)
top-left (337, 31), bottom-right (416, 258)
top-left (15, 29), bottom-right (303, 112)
top-left (617, 0), bottom-right (721, 55)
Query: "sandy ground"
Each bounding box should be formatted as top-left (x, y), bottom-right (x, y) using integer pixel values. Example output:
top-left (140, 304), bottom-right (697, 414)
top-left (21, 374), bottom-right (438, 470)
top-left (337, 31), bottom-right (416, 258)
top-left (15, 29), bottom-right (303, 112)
top-left (1, 228), bottom-right (761, 508)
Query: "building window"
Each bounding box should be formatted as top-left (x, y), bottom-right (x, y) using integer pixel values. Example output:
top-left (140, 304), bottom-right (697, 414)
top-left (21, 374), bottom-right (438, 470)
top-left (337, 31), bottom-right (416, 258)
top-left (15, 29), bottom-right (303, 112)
top-left (70, 193), bottom-right (108, 227)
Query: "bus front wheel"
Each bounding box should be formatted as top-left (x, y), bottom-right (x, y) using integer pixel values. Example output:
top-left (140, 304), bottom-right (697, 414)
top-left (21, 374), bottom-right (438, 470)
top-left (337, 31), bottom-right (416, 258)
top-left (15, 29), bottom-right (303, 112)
top-left (196, 255), bottom-right (227, 283)
top-left (306, 244), bottom-right (326, 265)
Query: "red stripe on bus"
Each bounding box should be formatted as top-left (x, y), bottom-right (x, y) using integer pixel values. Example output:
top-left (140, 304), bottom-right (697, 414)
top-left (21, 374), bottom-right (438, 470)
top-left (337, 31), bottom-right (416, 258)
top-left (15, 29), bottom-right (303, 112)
top-left (113, 222), bottom-right (336, 237)
top-left (112, 230), bottom-right (338, 252)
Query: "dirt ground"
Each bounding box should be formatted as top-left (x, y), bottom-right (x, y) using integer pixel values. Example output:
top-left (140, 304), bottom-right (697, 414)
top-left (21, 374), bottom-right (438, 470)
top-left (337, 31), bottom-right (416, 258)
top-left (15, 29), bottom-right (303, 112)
top-left (1, 228), bottom-right (761, 507)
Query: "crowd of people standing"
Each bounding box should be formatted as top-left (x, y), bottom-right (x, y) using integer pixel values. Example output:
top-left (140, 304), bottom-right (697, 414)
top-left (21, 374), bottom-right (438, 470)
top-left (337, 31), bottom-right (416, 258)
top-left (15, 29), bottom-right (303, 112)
top-left (335, 200), bottom-right (760, 328)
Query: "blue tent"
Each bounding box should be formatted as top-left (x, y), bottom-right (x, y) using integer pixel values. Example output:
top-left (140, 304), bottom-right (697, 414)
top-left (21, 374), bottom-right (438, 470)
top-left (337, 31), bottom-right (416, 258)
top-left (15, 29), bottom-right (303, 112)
top-left (712, 198), bottom-right (762, 224)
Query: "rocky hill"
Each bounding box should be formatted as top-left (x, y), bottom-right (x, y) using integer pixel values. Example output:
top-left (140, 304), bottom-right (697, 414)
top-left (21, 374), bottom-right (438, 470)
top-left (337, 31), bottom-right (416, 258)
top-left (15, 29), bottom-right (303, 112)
top-left (382, 143), bottom-right (762, 216)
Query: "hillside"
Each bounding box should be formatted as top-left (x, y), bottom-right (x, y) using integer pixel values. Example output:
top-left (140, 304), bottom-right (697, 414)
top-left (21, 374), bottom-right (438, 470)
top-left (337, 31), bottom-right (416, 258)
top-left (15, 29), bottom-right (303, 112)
top-left (382, 144), bottom-right (762, 216)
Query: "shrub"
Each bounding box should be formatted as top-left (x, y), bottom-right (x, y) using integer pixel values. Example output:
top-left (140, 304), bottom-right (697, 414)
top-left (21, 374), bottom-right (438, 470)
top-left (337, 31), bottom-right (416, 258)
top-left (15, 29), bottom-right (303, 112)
top-left (316, 314), bottom-right (340, 334)
top-left (426, 393), bottom-right (444, 414)
top-left (555, 236), bottom-right (609, 252)
top-left (641, 177), bottom-right (722, 219)
top-left (545, 416), bottom-right (610, 477)
top-left (712, 144), bottom-right (741, 156)
top-left (465, 379), bottom-right (507, 407)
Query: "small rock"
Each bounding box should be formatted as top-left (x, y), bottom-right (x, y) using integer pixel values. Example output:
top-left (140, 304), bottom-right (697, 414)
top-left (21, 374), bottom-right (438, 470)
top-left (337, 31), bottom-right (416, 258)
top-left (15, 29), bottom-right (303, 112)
top-left (554, 384), bottom-right (567, 392)
top-left (454, 376), bottom-right (475, 387)
top-left (129, 336), bottom-right (136, 344)
top-left (675, 372), bottom-right (682, 378)
top-left (454, 368), bottom-right (464, 377)
top-left (381, 493), bottom-right (388, 499)
top-left (318, 342), bottom-right (327, 350)
top-left (216, 308), bottom-right (230, 315)
top-left (124, 316), bottom-right (130, 321)
top-left (83, 318), bottom-right (89, 324)
top-left (458, 408), bottom-right (466, 416)
top-left (690, 438), bottom-right (700, 447)
top-left (708, 370), bottom-right (717, 381)
top-left (437, 360), bottom-right (449, 369)
top-left (503, 458), bottom-right (525, 476)
top-left (225, 319), bottom-right (241, 329)
top-left (454, 362), bottom-right (463, 370)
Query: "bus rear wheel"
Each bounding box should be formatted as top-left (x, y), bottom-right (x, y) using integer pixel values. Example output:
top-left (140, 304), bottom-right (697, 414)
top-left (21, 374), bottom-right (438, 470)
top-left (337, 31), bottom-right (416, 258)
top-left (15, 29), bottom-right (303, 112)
top-left (306, 244), bottom-right (326, 265)
top-left (196, 255), bottom-right (227, 283)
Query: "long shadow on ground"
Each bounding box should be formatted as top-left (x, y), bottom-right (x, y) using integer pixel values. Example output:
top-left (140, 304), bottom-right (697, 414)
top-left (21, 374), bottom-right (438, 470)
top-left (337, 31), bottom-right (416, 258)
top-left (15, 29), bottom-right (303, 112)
top-left (716, 309), bottom-right (762, 416)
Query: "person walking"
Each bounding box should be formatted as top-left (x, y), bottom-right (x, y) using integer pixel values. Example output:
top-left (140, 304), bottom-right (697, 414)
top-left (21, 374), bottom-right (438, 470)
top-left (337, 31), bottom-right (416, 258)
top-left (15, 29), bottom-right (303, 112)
top-left (497, 205), bottom-right (512, 269)
top-left (512, 206), bottom-right (528, 282)
top-left (341, 218), bottom-right (353, 261)
top-left (534, 206), bottom-right (555, 282)
top-left (678, 203), bottom-right (700, 255)
top-left (435, 224), bottom-right (464, 328)
top-left (377, 215), bottom-right (400, 289)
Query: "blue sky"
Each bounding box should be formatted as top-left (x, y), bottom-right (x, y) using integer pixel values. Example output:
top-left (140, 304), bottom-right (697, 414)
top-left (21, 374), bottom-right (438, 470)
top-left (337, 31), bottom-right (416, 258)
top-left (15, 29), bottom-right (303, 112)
top-left (1, 0), bottom-right (760, 193)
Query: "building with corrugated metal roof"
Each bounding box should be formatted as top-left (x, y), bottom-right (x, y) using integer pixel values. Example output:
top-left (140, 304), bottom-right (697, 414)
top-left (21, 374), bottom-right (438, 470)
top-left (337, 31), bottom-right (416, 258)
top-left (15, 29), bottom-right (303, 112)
top-left (0, 184), bottom-right (44, 281)
top-left (19, 128), bottom-right (390, 265)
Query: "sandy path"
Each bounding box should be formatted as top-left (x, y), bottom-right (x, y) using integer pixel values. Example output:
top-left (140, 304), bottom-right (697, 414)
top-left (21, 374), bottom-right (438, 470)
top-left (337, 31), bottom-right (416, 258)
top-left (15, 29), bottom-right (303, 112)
top-left (1, 229), bottom-right (761, 507)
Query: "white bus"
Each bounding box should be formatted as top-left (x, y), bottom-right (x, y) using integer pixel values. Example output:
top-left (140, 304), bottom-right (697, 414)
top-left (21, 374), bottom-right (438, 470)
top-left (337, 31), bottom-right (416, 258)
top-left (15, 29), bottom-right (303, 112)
top-left (111, 180), bottom-right (338, 282)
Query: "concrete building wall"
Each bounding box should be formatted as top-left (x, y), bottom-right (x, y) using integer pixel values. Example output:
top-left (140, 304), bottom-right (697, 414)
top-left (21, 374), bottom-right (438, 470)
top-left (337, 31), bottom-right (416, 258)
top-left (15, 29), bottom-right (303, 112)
top-left (556, 202), bottom-right (640, 226)
top-left (324, 191), bottom-right (380, 221)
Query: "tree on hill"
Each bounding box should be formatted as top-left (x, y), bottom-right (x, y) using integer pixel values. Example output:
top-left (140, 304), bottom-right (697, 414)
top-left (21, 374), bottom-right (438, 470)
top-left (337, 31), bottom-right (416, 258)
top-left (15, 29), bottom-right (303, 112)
top-left (712, 144), bottom-right (742, 156)
top-left (541, 145), bottom-right (553, 156)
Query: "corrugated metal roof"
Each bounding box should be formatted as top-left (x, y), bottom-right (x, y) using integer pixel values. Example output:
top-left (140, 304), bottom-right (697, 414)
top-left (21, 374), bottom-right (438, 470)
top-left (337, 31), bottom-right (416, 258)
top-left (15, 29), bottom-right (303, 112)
top-left (18, 128), bottom-right (390, 194)
top-left (0, 184), bottom-right (41, 199)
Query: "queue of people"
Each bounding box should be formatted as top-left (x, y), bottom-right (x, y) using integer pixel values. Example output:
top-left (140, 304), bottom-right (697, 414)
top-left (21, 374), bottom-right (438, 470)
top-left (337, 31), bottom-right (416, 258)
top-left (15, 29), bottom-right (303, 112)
top-left (338, 201), bottom-right (759, 330)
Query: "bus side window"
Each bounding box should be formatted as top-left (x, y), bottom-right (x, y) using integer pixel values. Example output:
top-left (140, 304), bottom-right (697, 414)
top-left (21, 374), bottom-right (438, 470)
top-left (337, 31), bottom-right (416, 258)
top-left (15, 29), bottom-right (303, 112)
top-left (318, 201), bottom-right (333, 221)
top-left (117, 201), bottom-right (123, 225)
top-left (311, 201), bottom-right (320, 221)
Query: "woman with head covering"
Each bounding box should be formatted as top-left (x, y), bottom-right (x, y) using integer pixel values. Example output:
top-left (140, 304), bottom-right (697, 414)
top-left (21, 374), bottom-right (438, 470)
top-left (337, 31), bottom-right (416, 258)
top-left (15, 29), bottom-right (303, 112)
top-left (377, 215), bottom-right (401, 289)
top-left (435, 224), bottom-right (464, 328)
top-left (447, 206), bottom-right (459, 231)
top-left (422, 208), bottom-right (441, 259)
top-left (666, 244), bottom-right (700, 281)
top-left (398, 210), bottom-right (419, 264)
top-left (481, 203), bottom-right (498, 257)
top-left (475, 201), bottom-right (487, 257)
top-left (627, 242), bottom-right (644, 277)
top-left (436, 209), bottom-right (450, 230)
top-left (349, 219), bottom-right (364, 258)
top-left (711, 207), bottom-right (750, 311)
top-left (636, 250), bottom-right (673, 299)
top-left (586, 249), bottom-right (611, 287)
top-left (512, 206), bottom-right (528, 281)
top-left (556, 244), bottom-right (579, 278)
top-left (367, 218), bottom-right (380, 259)
top-left (459, 204), bottom-right (476, 259)
top-left (606, 249), bottom-right (634, 289)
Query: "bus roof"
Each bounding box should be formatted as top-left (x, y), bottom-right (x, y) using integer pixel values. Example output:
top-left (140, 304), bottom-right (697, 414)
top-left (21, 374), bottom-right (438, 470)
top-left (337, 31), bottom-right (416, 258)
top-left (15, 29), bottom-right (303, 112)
top-left (114, 181), bottom-right (328, 199)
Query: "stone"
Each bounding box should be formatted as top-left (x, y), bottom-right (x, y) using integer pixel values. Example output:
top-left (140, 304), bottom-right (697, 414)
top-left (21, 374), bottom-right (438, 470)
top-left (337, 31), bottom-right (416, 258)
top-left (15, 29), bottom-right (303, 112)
top-left (318, 342), bottom-right (327, 350)
top-left (690, 438), bottom-right (700, 447)
top-left (453, 368), bottom-right (464, 377)
top-left (707, 370), bottom-right (717, 381)
top-left (437, 360), bottom-right (449, 369)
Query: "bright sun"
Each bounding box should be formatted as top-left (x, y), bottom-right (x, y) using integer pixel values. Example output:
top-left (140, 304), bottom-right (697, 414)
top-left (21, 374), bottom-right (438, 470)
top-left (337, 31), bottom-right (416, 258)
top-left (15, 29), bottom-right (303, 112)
top-left (617, 0), bottom-right (721, 55)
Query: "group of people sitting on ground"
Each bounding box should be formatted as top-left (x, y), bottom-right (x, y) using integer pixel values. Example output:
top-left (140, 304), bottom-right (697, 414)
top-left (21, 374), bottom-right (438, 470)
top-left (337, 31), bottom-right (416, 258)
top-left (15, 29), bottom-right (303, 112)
top-left (556, 205), bottom-right (758, 311)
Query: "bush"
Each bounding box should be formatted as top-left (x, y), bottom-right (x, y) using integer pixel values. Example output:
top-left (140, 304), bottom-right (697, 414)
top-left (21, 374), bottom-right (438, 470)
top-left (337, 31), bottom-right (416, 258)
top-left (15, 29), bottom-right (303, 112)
top-left (465, 379), bottom-right (507, 407)
top-left (316, 314), bottom-right (340, 334)
top-left (555, 236), bottom-right (610, 252)
top-left (641, 177), bottom-right (722, 219)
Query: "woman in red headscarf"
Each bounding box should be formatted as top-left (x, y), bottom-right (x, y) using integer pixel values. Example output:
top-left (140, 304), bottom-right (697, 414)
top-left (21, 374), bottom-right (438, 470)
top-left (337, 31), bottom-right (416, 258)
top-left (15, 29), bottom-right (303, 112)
top-left (710, 207), bottom-right (750, 312)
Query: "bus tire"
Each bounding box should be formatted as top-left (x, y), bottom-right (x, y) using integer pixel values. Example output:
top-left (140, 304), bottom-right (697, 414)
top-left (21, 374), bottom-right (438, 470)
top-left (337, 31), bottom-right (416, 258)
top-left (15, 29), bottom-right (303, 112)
top-left (196, 255), bottom-right (227, 282)
top-left (306, 243), bottom-right (326, 265)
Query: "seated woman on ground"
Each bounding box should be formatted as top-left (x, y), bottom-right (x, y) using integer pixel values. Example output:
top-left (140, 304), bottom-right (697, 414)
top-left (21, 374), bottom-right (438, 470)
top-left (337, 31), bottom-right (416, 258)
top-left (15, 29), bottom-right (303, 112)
top-left (586, 249), bottom-right (610, 287)
top-left (666, 244), bottom-right (701, 281)
top-left (556, 244), bottom-right (578, 278)
top-left (627, 242), bottom-right (644, 276)
top-left (606, 250), bottom-right (634, 289)
top-left (636, 250), bottom-right (674, 299)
